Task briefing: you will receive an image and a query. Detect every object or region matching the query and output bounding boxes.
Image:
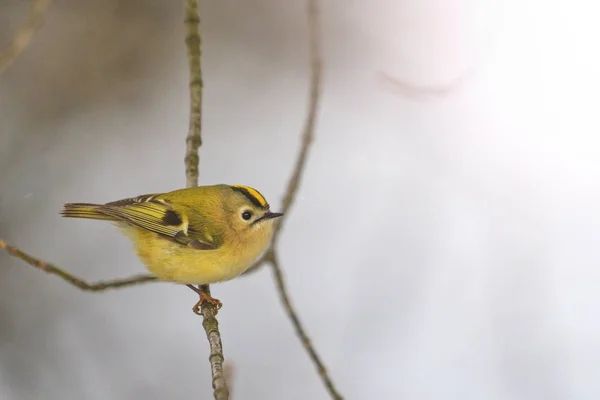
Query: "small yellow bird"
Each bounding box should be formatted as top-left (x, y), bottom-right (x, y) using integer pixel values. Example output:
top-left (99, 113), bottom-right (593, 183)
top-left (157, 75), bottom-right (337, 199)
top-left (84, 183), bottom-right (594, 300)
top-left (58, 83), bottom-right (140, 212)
top-left (61, 184), bottom-right (283, 310)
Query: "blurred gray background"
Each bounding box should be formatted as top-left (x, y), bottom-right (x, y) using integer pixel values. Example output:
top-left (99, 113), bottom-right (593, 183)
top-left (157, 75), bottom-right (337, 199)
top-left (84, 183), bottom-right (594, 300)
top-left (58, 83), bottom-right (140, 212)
top-left (1, 0), bottom-right (599, 399)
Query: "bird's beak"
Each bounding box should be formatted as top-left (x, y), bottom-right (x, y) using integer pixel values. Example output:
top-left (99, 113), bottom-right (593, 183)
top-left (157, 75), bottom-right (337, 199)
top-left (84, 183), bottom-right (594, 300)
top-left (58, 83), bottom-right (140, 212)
top-left (263, 211), bottom-right (284, 220)
top-left (253, 211), bottom-right (284, 225)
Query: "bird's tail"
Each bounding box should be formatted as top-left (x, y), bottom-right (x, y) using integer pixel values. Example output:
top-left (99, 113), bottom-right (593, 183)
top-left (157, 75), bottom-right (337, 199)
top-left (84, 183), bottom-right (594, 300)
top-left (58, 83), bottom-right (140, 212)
top-left (61, 203), bottom-right (117, 221)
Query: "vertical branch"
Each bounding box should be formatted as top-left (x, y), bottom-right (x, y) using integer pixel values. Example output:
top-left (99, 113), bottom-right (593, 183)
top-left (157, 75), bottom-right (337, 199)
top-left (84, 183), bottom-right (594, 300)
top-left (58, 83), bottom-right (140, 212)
top-left (184, 0), bottom-right (203, 188)
top-left (183, 1), bottom-right (228, 399)
top-left (201, 284), bottom-right (228, 400)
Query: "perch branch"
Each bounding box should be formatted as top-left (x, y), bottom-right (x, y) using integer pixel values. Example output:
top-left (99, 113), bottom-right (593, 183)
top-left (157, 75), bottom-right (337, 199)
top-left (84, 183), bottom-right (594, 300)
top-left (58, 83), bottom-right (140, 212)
top-left (0, 0), bottom-right (54, 76)
top-left (183, 1), bottom-right (228, 399)
top-left (0, 240), bottom-right (157, 290)
top-left (247, 1), bottom-right (343, 399)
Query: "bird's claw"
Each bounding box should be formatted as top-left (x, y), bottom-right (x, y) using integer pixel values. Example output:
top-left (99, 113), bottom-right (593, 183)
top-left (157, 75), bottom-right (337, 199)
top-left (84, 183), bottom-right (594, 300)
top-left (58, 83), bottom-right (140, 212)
top-left (192, 291), bottom-right (223, 315)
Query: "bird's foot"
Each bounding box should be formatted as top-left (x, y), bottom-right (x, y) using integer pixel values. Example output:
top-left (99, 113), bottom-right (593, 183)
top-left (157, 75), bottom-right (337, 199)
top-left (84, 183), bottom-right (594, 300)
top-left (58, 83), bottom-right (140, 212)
top-left (187, 284), bottom-right (222, 315)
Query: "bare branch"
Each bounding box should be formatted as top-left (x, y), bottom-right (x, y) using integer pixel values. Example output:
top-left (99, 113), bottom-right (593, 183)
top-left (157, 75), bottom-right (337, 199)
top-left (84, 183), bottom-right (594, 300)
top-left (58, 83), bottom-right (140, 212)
top-left (248, 1), bottom-right (344, 398)
top-left (183, 1), bottom-right (228, 399)
top-left (271, 0), bottom-right (322, 243)
top-left (266, 251), bottom-right (343, 400)
top-left (0, 239), bottom-right (157, 290)
top-left (0, 0), bottom-right (54, 76)
top-left (198, 284), bottom-right (228, 400)
top-left (184, 0), bottom-right (203, 188)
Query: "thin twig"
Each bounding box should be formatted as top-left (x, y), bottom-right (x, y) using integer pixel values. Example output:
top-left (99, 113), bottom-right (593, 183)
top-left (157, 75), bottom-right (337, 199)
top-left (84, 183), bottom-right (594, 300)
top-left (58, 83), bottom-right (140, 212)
top-left (271, 0), bottom-right (322, 243)
top-left (183, 1), bottom-right (228, 399)
top-left (0, 0), bottom-right (53, 76)
top-left (249, 1), bottom-right (343, 398)
top-left (0, 239), bottom-right (157, 290)
top-left (266, 251), bottom-right (343, 400)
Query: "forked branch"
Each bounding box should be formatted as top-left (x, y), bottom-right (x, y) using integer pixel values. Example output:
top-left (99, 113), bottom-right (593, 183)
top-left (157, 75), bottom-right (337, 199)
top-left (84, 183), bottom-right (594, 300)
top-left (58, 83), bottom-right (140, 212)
top-left (0, 0), bottom-right (342, 398)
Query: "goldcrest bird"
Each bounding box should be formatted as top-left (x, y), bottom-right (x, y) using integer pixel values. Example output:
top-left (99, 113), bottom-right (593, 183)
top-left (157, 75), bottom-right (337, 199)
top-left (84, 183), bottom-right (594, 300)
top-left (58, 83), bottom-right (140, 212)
top-left (61, 184), bottom-right (283, 309)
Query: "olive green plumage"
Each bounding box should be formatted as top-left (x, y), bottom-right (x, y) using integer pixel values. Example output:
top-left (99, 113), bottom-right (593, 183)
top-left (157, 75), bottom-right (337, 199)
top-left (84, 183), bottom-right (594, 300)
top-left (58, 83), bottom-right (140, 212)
top-left (62, 184), bottom-right (283, 285)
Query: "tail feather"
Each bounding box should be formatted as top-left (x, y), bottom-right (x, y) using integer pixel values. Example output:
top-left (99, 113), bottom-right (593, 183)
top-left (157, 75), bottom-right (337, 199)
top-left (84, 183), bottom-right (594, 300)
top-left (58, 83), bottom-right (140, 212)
top-left (61, 203), bottom-right (118, 221)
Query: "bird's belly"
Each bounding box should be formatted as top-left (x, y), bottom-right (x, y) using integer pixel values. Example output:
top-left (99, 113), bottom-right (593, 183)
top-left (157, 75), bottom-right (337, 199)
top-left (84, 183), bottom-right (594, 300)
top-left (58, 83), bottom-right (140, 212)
top-left (132, 232), bottom-right (263, 285)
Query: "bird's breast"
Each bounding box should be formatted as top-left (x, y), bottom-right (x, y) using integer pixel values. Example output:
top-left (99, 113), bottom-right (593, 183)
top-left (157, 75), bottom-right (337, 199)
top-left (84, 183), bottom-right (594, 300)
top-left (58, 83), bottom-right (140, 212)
top-left (126, 226), bottom-right (271, 285)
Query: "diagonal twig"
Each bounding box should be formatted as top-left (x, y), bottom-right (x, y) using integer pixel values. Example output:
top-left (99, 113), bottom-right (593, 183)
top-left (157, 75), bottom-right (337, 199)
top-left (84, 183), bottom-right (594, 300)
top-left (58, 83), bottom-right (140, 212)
top-left (0, 239), bottom-right (157, 290)
top-left (271, 0), bottom-right (322, 243)
top-left (280, 0), bottom-right (322, 213)
top-left (0, 0), bottom-right (54, 76)
top-left (266, 250), bottom-right (343, 399)
top-left (183, 1), bottom-right (228, 399)
top-left (0, 236), bottom-right (159, 289)
top-left (248, 1), bottom-right (343, 399)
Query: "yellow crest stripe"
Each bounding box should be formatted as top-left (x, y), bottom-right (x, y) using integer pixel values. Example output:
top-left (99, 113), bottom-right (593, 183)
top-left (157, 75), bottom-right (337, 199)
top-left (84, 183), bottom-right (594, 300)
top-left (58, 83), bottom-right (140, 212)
top-left (231, 185), bottom-right (269, 208)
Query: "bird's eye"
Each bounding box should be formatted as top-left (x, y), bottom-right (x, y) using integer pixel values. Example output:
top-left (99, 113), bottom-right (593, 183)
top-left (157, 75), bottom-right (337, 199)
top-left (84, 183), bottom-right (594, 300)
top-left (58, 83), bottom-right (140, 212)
top-left (242, 211), bottom-right (253, 220)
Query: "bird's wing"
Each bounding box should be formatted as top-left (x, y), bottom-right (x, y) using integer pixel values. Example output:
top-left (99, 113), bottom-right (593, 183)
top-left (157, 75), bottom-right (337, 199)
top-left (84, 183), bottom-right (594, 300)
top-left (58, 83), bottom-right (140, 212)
top-left (100, 194), bottom-right (221, 250)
